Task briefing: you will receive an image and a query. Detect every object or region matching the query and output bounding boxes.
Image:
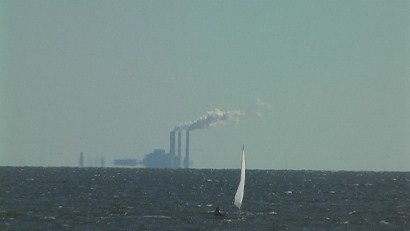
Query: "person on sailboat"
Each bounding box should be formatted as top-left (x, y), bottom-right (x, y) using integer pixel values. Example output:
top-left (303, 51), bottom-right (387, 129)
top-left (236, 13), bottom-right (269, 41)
top-left (214, 206), bottom-right (226, 217)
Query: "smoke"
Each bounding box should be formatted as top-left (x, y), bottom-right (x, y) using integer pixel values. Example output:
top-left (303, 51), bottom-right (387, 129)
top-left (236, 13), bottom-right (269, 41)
top-left (255, 98), bottom-right (272, 118)
top-left (174, 108), bottom-right (245, 131)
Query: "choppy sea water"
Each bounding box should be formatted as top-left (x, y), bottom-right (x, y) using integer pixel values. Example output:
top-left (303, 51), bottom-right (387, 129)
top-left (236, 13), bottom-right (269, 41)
top-left (0, 167), bottom-right (409, 230)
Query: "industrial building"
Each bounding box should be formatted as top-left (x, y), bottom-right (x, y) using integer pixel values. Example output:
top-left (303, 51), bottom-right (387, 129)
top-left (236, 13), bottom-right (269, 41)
top-left (112, 108), bottom-right (242, 168)
top-left (113, 129), bottom-right (191, 168)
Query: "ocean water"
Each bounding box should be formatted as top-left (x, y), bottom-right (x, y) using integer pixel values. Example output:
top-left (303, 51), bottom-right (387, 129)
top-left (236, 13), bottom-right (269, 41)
top-left (0, 167), bottom-right (409, 230)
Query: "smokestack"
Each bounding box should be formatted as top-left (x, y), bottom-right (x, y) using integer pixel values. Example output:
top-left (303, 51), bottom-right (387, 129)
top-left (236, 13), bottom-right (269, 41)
top-left (174, 108), bottom-right (244, 168)
top-left (184, 130), bottom-right (190, 168)
top-left (170, 131), bottom-right (175, 158)
top-left (177, 130), bottom-right (182, 168)
top-left (79, 152), bottom-right (84, 167)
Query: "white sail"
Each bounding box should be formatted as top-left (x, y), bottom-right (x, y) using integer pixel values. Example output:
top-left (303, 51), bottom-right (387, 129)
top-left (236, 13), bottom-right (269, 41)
top-left (234, 146), bottom-right (245, 209)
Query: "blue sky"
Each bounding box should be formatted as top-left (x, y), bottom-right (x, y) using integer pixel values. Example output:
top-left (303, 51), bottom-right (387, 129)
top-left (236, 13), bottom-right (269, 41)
top-left (1, 0), bottom-right (409, 170)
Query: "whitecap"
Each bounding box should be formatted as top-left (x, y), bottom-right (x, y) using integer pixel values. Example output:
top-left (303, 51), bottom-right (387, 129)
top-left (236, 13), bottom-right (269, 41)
top-left (143, 215), bottom-right (171, 219)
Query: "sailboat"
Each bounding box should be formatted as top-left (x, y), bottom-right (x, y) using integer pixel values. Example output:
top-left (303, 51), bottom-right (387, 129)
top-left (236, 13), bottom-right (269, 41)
top-left (234, 146), bottom-right (246, 215)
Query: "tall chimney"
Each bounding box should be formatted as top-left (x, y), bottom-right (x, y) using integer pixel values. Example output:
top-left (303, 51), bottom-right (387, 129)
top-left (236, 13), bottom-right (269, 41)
top-left (170, 131), bottom-right (175, 157)
top-left (177, 130), bottom-right (182, 168)
top-left (184, 130), bottom-right (190, 168)
top-left (79, 152), bottom-right (84, 167)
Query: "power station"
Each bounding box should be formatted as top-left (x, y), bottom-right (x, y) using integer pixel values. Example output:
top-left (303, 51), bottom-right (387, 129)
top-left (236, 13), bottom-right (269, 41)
top-left (111, 108), bottom-right (244, 169)
top-left (143, 129), bottom-right (191, 168)
top-left (113, 129), bottom-right (191, 168)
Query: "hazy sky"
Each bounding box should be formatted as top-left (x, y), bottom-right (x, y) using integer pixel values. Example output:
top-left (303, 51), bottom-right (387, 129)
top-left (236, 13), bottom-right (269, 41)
top-left (1, 0), bottom-right (409, 171)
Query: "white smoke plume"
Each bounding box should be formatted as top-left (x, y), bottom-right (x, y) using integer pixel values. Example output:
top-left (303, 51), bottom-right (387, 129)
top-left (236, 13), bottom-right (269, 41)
top-left (255, 98), bottom-right (272, 118)
top-left (174, 108), bottom-right (245, 131)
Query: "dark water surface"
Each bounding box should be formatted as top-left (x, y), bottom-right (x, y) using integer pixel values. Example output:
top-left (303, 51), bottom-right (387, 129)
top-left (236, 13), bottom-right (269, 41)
top-left (1, 167), bottom-right (409, 230)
